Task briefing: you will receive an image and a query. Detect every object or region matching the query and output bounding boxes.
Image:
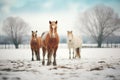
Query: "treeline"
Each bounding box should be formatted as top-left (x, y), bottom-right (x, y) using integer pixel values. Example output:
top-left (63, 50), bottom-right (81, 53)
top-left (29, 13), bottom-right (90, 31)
top-left (0, 35), bottom-right (120, 44)
top-left (0, 35), bottom-right (30, 44)
top-left (0, 43), bottom-right (120, 49)
top-left (0, 35), bottom-right (67, 44)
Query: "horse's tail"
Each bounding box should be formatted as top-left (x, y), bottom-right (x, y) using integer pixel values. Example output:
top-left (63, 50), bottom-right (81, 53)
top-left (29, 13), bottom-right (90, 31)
top-left (75, 48), bottom-right (81, 58)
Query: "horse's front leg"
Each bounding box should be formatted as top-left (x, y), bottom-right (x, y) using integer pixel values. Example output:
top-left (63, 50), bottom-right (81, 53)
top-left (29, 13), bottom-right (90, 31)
top-left (53, 47), bottom-right (58, 66)
top-left (47, 49), bottom-right (52, 66)
top-left (69, 48), bottom-right (71, 59)
top-left (31, 49), bottom-right (34, 61)
top-left (37, 49), bottom-right (40, 61)
top-left (35, 50), bottom-right (38, 60)
top-left (42, 47), bottom-right (46, 65)
top-left (73, 48), bottom-right (75, 59)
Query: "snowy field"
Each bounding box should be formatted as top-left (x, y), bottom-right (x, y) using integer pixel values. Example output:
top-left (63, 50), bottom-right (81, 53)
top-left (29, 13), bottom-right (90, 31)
top-left (0, 46), bottom-right (120, 80)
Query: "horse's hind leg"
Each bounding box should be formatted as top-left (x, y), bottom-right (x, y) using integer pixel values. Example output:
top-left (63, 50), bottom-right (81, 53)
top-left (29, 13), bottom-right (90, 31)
top-left (35, 50), bottom-right (38, 60)
top-left (79, 48), bottom-right (81, 58)
top-left (75, 48), bottom-right (81, 58)
top-left (42, 47), bottom-right (46, 65)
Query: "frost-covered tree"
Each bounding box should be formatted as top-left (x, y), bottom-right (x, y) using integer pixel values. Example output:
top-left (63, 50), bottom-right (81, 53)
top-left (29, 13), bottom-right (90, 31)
top-left (78, 5), bottom-right (120, 47)
top-left (2, 16), bottom-right (29, 48)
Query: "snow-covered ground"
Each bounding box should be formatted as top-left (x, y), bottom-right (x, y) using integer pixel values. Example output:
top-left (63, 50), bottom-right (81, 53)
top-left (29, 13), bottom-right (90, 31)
top-left (0, 46), bottom-right (120, 80)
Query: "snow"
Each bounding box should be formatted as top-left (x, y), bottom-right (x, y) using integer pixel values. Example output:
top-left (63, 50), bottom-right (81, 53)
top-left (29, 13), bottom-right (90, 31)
top-left (0, 45), bottom-right (120, 80)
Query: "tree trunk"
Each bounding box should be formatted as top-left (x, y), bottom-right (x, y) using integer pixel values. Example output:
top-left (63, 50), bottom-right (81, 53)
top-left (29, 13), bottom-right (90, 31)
top-left (15, 43), bottom-right (19, 49)
top-left (97, 40), bottom-right (102, 48)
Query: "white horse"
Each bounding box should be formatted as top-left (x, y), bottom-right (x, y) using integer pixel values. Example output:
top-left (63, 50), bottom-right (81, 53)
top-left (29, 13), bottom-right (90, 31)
top-left (67, 31), bottom-right (82, 59)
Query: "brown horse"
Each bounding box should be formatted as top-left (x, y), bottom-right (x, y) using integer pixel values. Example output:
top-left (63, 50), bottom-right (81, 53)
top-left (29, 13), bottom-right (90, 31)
top-left (41, 21), bottom-right (59, 66)
top-left (30, 31), bottom-right (42, 61)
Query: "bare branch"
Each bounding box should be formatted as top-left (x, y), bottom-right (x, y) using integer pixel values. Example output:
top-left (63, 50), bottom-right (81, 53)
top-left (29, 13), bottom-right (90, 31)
top-left (77, 4), bottom-right (120, 47)
top-left (2, 16), bottom-right (30, 48)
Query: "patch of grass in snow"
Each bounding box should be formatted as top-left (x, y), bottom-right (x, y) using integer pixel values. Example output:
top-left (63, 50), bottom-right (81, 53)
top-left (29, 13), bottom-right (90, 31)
top-left (2, 76), bottom-right (8, 80)
top-left (90, 66), bottom-right (104, 71)
top-left (49, 66), bottom-right (73, 70)
top-left (106, 75), bottom-right (116, 80)
top-left (98, 61), bottom-right (106, 63)
top-left (11, 77), bottom-right (21, 80)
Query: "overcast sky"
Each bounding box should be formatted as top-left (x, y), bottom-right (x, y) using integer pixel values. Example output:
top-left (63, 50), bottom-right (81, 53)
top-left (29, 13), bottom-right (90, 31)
top-left (0, 0), bottom-right (120, 36)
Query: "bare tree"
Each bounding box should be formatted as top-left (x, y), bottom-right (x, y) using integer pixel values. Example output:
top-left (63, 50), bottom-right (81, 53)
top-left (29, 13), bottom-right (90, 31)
top-left (78, 5), bottom-right (120, 47)
top-left (2, 16), bottom-right (29, 48)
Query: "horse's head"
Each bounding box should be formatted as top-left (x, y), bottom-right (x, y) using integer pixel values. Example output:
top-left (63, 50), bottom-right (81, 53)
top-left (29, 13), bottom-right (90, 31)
top-left (49, 20), bottom-right (58, 38)
top-left (32, 31), bottom-right (37, 38)
top-left (67, 31), bottom-right (73, 42)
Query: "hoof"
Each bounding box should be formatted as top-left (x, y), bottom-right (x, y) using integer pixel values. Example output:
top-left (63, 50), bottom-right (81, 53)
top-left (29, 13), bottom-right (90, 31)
top-left (73, 57), bottom-right (75, 59)
top-left (42, 61), bottom-right (45, 65)
top-left (31, 58), bottom-right (34, 61)
top-left (37, 59), bottom-right (40, 61)
top-left (53, 62), bottom-right (57, 66)
top-left (47, 62), bottom-right (51, 66)
top-left (37, 57), bottom-right (40, 61)
top-left (79, 56), bottom-right (81, 59)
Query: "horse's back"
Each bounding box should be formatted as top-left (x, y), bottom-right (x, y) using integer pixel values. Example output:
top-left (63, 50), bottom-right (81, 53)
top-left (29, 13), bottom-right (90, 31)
top-left (41, 31), bottom-right (49, 47)
top-left (41, 31), bottom-right (49, 41)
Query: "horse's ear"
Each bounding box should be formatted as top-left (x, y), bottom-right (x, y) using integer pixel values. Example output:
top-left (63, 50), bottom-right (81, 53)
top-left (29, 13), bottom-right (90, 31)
top-left (36, 31), bottom-right (38, 33)
top-left (32, 31), bottom-right (33, 33)
top-left (55, 20), bottom-right (57, 24)
top-left (49, 21), bottom-right (51, 24)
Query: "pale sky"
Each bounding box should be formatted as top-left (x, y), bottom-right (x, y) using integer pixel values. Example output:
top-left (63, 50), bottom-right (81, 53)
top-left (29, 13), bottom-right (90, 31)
top-left (0, 0), bottom-right (120, 36)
